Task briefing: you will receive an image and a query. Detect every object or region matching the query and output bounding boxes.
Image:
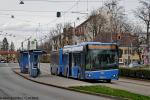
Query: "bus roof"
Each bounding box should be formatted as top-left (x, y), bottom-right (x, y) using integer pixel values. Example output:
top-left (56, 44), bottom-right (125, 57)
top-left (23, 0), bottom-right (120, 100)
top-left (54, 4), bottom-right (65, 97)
top-left (64, 42), bottom-right (117, 48)
top-left (63, 42), bottom-right (117, 53)
top-left (63, 45), bottom-right (83, 53)
top-left (79, 42), bottom-right (117, 46)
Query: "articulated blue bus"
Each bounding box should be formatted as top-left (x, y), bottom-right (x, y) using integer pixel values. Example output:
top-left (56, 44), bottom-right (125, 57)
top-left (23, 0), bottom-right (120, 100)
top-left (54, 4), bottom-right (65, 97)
top-left (50, 42), bottom-right (121, 82)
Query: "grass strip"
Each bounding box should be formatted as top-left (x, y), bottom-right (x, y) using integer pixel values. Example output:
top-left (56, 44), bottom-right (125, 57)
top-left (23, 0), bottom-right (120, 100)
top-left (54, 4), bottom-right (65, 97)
top-left (70, 85), bottom-right (150, 100)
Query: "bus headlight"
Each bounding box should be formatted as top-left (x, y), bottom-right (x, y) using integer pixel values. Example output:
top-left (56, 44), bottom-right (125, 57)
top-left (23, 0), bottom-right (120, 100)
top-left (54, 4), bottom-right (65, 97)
top-left (88, 74), bottom-right (91, 77)
top-left (112, 74), bottom-right (116, 78)
top-left (86, 73), bottom-right (91, 77)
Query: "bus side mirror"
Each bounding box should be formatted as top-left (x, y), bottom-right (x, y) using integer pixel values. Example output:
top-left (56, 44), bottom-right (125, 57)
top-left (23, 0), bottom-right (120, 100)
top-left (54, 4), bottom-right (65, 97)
top-left (118, 49), bottom-right (123, 58)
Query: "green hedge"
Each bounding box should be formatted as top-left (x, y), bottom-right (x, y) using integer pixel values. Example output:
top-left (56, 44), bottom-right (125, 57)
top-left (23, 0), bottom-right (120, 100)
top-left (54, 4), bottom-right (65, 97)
top-left (119, 68), bottom-right (150, 80)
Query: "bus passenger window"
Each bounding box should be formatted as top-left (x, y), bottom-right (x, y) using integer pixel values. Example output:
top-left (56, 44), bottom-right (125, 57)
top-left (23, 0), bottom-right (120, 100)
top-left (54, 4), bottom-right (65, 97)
top-left (73, 53), bottom-right (81, 67)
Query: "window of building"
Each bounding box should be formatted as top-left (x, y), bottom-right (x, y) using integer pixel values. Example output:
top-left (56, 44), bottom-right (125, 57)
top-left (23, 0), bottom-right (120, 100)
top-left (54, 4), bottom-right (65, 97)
top-left (119, 59), bottom-right (122, 62)
top-left (124, 50), bottom-right (128, 54)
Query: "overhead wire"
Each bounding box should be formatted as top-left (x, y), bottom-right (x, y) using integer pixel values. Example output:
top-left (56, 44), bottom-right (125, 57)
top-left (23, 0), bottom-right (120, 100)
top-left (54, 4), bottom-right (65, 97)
top-left (21, 0), bottom-right (103, 3)
top-left (37, 0), bottom-right (82, 40)
top-left (41, 0), bottom-right (81, 26)
top-left (0, 0), bottom-right (137, 32)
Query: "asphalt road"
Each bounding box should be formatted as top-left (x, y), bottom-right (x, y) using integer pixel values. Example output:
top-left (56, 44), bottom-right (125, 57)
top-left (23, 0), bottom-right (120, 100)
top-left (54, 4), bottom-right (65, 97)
top-left (0, 63), bottom-right (112, 100)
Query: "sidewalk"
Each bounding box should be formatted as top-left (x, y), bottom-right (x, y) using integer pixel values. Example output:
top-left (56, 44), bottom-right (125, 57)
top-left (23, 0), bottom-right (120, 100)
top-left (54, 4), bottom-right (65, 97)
top-left (12, 68), bottom-right (92, 88)
top-left (119, 77), bottom-right (150, 87)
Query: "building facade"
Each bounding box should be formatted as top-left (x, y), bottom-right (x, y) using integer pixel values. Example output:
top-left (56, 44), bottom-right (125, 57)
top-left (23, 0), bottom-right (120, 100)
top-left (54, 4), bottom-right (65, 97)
top-left (50, 27), bottom-right (74, 51)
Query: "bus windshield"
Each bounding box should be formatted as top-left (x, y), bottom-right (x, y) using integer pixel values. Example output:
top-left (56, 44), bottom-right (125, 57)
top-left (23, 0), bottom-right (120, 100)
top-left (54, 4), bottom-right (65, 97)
top-left (86, 49), bottom-right (118, 70)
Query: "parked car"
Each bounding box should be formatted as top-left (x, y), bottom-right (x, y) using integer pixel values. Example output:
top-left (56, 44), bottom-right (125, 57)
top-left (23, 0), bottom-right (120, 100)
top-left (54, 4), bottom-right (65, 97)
top-left (0, 60), bottom-right (6, 63)
top-left (128, 62), bottom-right (142, 68)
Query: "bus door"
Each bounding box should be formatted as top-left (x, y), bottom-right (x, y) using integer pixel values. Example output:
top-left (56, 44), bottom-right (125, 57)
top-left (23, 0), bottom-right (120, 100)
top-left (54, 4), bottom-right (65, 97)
top-left (68, 53), bottom-right (72, 76)
top-left (80, 52), bottom-right (85, 79)
top-left (62, 53), bottom-right (69, 76)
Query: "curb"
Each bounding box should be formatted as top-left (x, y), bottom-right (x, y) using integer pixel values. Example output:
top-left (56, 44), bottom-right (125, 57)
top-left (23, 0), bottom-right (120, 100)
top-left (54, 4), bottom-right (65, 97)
top-left (12, 68), bottom-right (126, 100)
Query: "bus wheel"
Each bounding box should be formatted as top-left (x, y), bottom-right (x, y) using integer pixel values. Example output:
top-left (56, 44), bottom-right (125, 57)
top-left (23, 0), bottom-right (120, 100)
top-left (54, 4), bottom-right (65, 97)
top-left (56, 69), bottom-right (58, 76)
top-left (66, 69), bottom-right (69, 78)
top-left (106, 79), bottom-right (111, 83)
top-left (50, 67), bottom-right (54, 75)
top-left (78, 73), bottom-right (81, 80)
top-left (56, 68), bottom-right (61, 76)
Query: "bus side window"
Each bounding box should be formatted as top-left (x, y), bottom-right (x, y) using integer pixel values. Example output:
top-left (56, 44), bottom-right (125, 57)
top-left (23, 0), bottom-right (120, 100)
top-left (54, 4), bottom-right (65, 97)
top-left (33, 55), bottom-right (38, 67)
top-left (73, 53), bottom-right (81, 67)
top-left (81, 53), bottom-right (85, 66)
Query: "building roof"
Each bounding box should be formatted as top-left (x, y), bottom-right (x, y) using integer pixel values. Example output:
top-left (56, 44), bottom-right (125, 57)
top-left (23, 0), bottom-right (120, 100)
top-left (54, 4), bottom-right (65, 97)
top-left (93, 33), bottom-right (139, 47)
top-left (0, 51), bottom-right (18, 54)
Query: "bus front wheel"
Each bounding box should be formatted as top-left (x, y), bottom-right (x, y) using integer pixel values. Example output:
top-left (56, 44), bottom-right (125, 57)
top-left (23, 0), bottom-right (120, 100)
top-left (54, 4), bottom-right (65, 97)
top-left (56, 68), bottom-right (62, 76)
top-left (106, 79), bottom-right (111, 83)
top-left (77, 73), bottom-right (81, 80)
top-left (66, 68), bottom-right (69, 78)
top-left (50, 67), bottom-right (54, 75)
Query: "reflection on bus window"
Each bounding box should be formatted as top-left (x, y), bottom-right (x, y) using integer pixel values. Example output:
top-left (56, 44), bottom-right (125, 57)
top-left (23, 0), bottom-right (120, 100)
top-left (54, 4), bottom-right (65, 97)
top-left (86, 49), bottom-right (118, 70)
top-left (33, 55), bottom-right (38, 67)
top-left (73, 53), bottom-right (81, 66)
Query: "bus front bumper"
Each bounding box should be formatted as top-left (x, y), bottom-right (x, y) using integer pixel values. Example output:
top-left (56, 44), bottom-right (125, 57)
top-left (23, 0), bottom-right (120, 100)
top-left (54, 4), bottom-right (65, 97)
top-left (85, 69), bottom-right (119, 80)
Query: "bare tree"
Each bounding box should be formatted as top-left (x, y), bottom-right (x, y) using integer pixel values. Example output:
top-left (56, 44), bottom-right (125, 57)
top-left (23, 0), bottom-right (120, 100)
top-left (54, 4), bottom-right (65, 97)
top-left (55, 23), bottom-right (63, 35)
top-left (134, 0), bottom-right (150, 47)
top-left (88, 9), bottom-right (107, 40)
top-left (134, 0), bottom-right (150, 63)
top-left (104, 0), bottom-right (127, 41)
top-left (46, 23), bottom-right (72, 51)
top-left (131, 24), bottom-right (144, 37)
top-left (117, 18), bottom-right (133, 33)
top-left (86, 0), bottom-right (130, 42)
top-left (131, 25), bottom-right (145, 62)
top-left (63, 22), bottom-right (72, 29)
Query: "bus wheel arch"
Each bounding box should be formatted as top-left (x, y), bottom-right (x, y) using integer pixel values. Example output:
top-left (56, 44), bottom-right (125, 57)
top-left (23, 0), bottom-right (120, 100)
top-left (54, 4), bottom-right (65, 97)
top-left (106, 79), bottom-right (111, 83)
top-left (56, 67), bottom-right (62, 76)
top-left (65, 67), bottom-right (69, 78)
top-left (56, 68), bottom-right (59, 75)
top-left (50, 67), bottom-right (54, 75)
top-left (77, 70), bottom-right (81, 80)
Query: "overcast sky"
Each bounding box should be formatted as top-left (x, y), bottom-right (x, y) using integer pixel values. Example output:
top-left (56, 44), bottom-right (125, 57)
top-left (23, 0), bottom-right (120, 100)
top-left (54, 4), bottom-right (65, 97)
top-left (0, 0), bottom-right (141, 49)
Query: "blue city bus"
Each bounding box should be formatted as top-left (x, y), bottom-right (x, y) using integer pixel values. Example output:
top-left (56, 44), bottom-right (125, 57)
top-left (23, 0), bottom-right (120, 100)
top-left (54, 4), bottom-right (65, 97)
top-left (50, 42), bottom-right (121, 82)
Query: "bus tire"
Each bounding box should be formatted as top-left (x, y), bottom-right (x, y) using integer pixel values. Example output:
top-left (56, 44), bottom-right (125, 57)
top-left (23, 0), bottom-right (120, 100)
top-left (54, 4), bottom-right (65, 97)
top-left (106, 79), bottom-right (111, 83)
top-left (77, 72), bottom-right (81, 80)
top-left (56, 68), bottom-right (61, 76)
top-left (50, 67), bottom-right (54, 75)
top-left (66, 68), bottom-right (69, 78)
top-left (56, 68), bottom-right (58, 76)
